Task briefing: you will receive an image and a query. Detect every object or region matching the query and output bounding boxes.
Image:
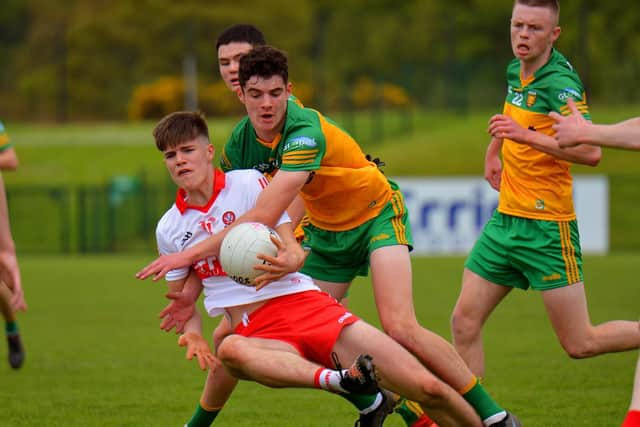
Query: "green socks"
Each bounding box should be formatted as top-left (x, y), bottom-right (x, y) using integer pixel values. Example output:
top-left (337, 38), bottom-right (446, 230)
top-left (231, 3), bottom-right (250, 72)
top-left (395, 397), bottom-right (425, 425)
top-left (461, 379), bottom-right (506, 424)
top-left (339, 392), bottom-right (379, 411)
top-left (5, 321), bottom-right (18, 335)
top-left (186, 403), bottom-right (220, 427)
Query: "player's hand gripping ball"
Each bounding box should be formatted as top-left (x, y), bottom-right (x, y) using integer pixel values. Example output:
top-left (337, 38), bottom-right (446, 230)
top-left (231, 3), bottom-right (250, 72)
top-left (219, 222), bottom-right (280, 286)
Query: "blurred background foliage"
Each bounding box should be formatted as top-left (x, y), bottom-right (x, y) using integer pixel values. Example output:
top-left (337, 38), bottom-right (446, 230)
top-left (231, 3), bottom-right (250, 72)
top-left (1, 0), bottom-right (639, 121)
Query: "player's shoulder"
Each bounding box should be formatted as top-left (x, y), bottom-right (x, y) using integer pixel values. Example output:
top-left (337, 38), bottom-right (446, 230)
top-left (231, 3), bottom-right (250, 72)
top-left (229, 115), bottom-right (253, 138)
top-left (155, 203), bottom-right (181, 236)
top-left (539, 50), bottom-right (583, 88)
top-left (225, 168), bottom-right (264, 182)
top-left (282, 103), bottom-right (325, 148)
top-left (224, 169), bottom-right (267, 190)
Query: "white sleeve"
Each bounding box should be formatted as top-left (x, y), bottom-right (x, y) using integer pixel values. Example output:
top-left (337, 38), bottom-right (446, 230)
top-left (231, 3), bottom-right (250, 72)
top-left (156, 219), bottom-right (189, 282)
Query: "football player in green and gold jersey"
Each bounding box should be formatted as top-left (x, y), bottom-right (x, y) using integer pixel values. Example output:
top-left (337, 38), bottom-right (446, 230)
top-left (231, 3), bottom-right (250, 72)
top-left (451, 0), bottom-right (640, 387)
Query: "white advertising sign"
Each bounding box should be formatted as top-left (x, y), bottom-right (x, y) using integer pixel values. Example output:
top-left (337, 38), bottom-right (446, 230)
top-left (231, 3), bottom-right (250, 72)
top-left (393, 176), bottom-right (609, 255)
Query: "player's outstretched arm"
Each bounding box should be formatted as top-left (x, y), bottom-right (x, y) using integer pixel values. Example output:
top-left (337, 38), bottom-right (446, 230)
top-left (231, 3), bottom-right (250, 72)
top-left (551, 98), bottom-right (640, 151)
top-left (159, 270), bottom-right (202, 333)
top-left (488, 113), bottom-right (601, 166)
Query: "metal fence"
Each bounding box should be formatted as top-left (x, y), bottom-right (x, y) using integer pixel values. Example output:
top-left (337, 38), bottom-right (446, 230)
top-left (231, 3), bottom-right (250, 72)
top-left (8, 177), bottom-right (176, 254)
top-left (6, 173), bottom-right (640, 254)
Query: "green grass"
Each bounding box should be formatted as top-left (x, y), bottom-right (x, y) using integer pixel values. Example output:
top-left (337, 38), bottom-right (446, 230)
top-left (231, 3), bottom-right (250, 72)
top-left (0, 254), bottom-right (636, 426)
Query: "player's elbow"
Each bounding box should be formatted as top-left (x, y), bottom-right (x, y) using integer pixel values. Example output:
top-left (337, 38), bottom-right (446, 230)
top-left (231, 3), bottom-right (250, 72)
top-left (0, 157), bottom-right (19, 171)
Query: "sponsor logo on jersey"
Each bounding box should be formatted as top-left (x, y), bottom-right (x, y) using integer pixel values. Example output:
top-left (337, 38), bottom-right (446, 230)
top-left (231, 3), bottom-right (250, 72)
top-left (558, 87), bottom-right (582, 102)
top-left (338, 312), bottom-right (353, 324)
top-left (222, 211), bottom-right (236, 226)
top-left (526, 91), bottom-right (537, 107)
top-left (283, 136), bottom-right (317, 152)
top-left (180, 231), bottom-right (193, 247)
top-left (194, 256), bottom-right (225, 278)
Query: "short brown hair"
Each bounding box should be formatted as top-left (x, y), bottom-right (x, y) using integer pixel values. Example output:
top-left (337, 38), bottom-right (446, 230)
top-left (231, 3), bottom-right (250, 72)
top-left (515, 0), bottom-right (560, 15)
top-left (152, 111), bottom-right (209, 151)
top-left (239, 45), bottom-right (288, 89)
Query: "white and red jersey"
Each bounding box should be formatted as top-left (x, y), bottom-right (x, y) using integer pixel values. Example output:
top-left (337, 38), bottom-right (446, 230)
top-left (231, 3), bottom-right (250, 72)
top-left (156, 168), bottom-right (318, 317)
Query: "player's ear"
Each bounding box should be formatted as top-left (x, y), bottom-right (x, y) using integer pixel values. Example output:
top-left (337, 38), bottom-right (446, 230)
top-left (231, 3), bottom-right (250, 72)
top-left (551, 26), bottom-right (561, 43)
top-left (207, 143), bottom-right (214, 161)
top-left (286, 82), bottom-right (293, 97)
top-left (237, 87), bottom-right (245, 104)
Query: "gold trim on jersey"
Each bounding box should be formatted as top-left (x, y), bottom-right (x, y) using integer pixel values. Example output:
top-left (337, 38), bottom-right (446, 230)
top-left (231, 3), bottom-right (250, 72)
top-left (559, 99), bottom-right (589, 116)
top-left (283, 149), bottom-right (319, 165)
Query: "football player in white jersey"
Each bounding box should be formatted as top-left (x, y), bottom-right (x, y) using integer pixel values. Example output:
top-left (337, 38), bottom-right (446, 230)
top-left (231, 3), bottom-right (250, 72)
top-left (147, 110), bottom-right (492, 427)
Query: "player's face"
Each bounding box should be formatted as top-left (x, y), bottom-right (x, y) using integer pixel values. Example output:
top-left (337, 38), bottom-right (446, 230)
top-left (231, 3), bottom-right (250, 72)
top-left (239, 75), bottom-right (292, 142)
top-left (163, 137), bottom-right (214, 194)
top-left (218, 42), bottom-right (253, 92)
top-left (510, 4), bottom-right (560, 65)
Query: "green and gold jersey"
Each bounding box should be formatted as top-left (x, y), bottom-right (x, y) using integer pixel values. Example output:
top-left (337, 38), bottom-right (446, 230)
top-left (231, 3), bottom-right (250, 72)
top-left (499, 49), bottom-right (590, 221)
top-left (0, 121), bottom-right (11, 152)
top-left (223, 100), bottom-right (392, 231)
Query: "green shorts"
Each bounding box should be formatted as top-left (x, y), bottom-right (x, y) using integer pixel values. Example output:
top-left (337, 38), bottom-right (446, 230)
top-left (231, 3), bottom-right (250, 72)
top-left (465, 210), bottom-right (583, 291)
top-left (301, 182), bottom-right (413, 283)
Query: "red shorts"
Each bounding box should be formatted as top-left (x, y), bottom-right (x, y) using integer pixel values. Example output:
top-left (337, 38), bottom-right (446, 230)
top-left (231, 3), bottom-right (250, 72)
top-left (233, 290), bottom-right (359, 368)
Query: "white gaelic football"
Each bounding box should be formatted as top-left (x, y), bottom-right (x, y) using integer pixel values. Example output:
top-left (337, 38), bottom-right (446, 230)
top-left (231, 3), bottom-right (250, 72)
top-left (219, 222), bottom-right (280, 286)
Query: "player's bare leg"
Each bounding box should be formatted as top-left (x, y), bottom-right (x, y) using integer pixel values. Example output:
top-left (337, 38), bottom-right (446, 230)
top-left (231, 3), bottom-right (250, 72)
top-left (202, 317), bottom-right (239, 405)
top-left (370, 246), bottom-right (514, 426)
top-left (0, 281), bottom-right (24, 369)
top-left (185, 317), bottom-right (237, 427)
top-left (450, 269), bottom-right (512, 377)
top-left (622, 340), bottom-right (640, 427)
top-left (332, 320), bottom-right (483, 427)
top-left (317, 278), bottom-right (435, 426)
top-left (542, 283), bottom-right (640, 358)
top-left (371, 247), bottom-right (476, 389)
top-left (217, 334), bottom-right (376, 393)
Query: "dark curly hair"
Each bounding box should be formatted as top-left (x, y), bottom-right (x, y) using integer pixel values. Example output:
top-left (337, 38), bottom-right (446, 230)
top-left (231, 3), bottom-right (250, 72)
top-left (238, 45), bottom-right (288, 88)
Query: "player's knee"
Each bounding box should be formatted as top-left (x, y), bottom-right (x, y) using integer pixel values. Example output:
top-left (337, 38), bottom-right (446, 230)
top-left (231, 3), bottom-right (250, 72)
top-left (559, 335), bottom-right (597, 359)
top-left (381, 318), bottom-right (420, 347)
top-left (217, 335), bottom-right (247, 368)
top-left (414, 376), bottom-right (451, 409)
top-left (450, 308), bottom-right (475, 340)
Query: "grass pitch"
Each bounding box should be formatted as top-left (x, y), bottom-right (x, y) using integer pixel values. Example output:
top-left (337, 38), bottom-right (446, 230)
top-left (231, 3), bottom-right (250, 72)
top-left (0, 254), bottom-right (636, 426)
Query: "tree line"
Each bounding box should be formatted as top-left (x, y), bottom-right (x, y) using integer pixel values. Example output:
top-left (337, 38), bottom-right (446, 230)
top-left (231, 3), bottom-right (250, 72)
top-left (0, 0), bottom-right (638, 121)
